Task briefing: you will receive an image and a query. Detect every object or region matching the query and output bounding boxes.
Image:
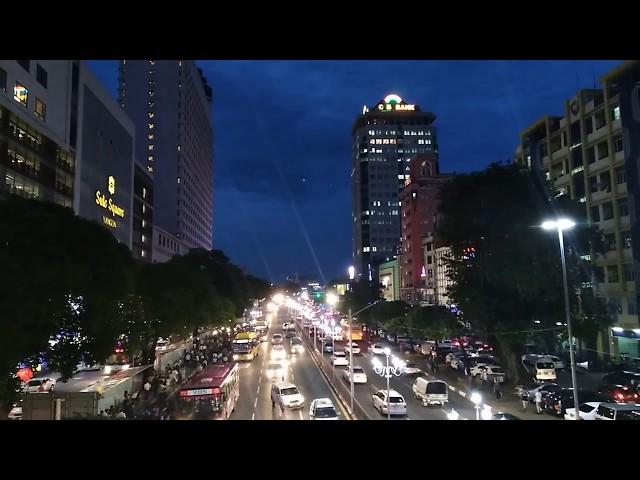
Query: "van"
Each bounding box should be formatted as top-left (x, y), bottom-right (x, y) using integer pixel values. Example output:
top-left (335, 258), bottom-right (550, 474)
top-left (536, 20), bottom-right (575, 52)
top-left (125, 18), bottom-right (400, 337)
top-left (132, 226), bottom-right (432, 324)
top-left (595, 402), bottom-right (640, 420)
top-left (521, 354), bottom-right (556, 381)
top-left (412, 377), bottom-right (448, 406)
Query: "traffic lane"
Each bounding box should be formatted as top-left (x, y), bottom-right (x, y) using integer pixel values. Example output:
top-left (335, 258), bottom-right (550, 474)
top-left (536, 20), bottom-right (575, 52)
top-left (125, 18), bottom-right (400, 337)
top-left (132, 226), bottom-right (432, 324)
top-left (230, 338), bottom-right (269, 419)
top-left (351, 352), bottom-right (448, 420)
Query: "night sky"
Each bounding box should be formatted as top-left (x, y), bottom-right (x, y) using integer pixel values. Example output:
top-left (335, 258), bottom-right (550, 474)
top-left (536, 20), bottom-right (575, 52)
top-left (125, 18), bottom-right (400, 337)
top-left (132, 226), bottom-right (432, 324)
top-left (88, 60), bottom-right (621, 284)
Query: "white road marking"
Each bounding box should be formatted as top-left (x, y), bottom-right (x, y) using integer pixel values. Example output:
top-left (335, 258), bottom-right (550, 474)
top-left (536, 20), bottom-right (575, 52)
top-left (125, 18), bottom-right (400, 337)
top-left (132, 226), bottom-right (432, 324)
top-left (254, 397), bottom-right (258, 408)
top-left (298, 410), bottom-right (303, 420)
top-left (252, 412), bottom-right (256, 420)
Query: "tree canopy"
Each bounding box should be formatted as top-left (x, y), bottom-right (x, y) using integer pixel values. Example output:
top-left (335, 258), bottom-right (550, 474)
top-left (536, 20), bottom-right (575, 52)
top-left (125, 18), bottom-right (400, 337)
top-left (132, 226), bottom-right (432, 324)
top-left (437, 162), bottom-right (612, 381)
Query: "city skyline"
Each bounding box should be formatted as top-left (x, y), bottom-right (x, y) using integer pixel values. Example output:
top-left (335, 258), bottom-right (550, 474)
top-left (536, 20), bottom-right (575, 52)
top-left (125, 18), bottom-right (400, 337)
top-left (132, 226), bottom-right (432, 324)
top-left (88, 60), bottom-right (622, 283)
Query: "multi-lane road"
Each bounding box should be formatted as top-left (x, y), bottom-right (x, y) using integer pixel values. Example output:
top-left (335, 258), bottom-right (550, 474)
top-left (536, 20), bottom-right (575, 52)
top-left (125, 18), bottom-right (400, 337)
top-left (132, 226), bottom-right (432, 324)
top-left (231, 306), bottom-right (487, 420)
top-left (231, 307), bottom-right (346, 420)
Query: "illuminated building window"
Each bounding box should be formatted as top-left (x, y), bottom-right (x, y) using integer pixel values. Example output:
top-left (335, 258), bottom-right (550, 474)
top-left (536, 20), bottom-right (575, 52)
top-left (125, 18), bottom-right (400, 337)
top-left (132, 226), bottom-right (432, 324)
top-left (142, 204), bottom-right (146, 214)
top-left (147, 166), bottom-right (154, 173)
top-left (370, 139), bottom-right (375, 144)
top-left (148, 123), bottom-right (155, 130)
top-left (383, 139), bottom-right (389, 144)
top-left (418, 131), bottom-right (424, 135)
top-left (177, 177), bottom-right (181, 184)
top-left (177, 145), bottom-right (181, 152)
top-left (34, 98), bottom-right (46, 120)
top-left (375, 139), bottom-right (382, 144)
top-left (141, 250), bottom-right (146, 258)
top-left (148, 112), bottom-right (155, 119)
top-left (390, 139), bottom-right (396, 144)
top-left (148, 144), bottom-right (154, 151)
top-left (142, 187), bottom-right (147, 199)
top-left (149, 90), bottom-right (154, 97)
top-left (148, 155), bottom-right (154, 162)
top-left (14, 82), bottom-right (28, 106)
top-left (148, 133), bottom-right (154, 140)
top-left (148, 101), bottom-right (155, 108)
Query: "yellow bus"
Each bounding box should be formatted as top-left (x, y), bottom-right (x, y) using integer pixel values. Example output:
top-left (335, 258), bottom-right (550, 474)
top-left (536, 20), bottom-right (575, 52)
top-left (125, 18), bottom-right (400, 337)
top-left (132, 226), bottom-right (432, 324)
top-left (341, 322), bottom-right (363, 341)
top-left (233, 332), bottom-right (259, 361)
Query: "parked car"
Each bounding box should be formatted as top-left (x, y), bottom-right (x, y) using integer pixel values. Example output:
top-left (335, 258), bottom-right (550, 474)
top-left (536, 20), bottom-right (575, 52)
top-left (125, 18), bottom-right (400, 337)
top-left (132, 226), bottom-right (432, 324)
top-left (595, 402), bottom-right (640, 420)
top-left (7, 401), bottom-right (22, 420)
top-left (332, 351), bottom-right (349, 367)
top-left (518, 382), bottom-right (561, 402)
top-left (564, 402), bottom-right (602, 421)
top-left (323, 342), bottom-right (334, 354)
top-left (491, 412), bottom-right (520, 420)
top-left (521, 354), bottom-right (557, 382)
top-left (341, 366), bottom-right (368, 384)
top-left (370, 343), bottom-right (386, 355)
top-left (23, 377), bottom-right (56, 393)
top-left (600, 370), bottom-right (640, 389)
top-left (544, 389), bottom-right (605, 417)
top-left (597, 383), bottom-right (640, 403)
top-left (445, 351), bottom-right (461, 366)
top-left (372, 389), bottom-right (407, 416)
top-left (344, 342), bottom-right (361, 355)
top-left (470, 364), bottom-right (505, 383)
top-left (450, 354), bottom-right (469, 371)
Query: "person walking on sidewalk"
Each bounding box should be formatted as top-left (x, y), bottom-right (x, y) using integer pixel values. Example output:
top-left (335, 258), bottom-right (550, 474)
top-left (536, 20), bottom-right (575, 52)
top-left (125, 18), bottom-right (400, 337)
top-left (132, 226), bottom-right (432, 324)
top-left (521, 392), bottom-right (529, 411)
top-left (534, 390), bottom-right (543, 414)
top-left (493, 380), bottom-right (502, 400)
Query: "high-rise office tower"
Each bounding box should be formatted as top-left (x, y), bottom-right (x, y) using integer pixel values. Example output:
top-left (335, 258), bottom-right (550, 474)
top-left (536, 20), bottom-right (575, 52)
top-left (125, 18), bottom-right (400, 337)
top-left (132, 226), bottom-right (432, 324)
top-left (118, 60), bottom-right (214, 251)
top-left (351, 94), bottom-right (437, 280)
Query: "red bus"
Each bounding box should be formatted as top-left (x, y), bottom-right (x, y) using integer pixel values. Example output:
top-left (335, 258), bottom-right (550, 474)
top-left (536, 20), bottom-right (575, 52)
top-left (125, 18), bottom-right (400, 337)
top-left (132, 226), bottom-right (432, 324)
top-left (178, 362), bottom-right (240, 420)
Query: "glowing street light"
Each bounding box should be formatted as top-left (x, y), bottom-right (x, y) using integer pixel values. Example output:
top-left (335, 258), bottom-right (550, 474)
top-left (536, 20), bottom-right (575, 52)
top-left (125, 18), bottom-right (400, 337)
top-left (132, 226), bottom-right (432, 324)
top-left (326, 292), bottom-right (339, 307)
top-left (541, 217), bottom-right (580, 418)
top-left (447, 409), bottom-right (460, 421)
top-left (470, 391), bottom-right (482, 420)
top-left (348, 265), bottom-right (355, 280)
top-left (481, 405), bottom-right (493, 421)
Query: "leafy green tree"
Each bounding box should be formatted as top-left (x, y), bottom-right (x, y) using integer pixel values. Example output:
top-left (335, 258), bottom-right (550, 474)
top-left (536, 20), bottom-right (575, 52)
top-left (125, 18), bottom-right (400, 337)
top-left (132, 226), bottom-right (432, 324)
top-left (437, 163), bottom-right (612, 382)
top-left (0, 196), bottom-right (134, 410)
top-left (339, 279), bottom-right (382, 323)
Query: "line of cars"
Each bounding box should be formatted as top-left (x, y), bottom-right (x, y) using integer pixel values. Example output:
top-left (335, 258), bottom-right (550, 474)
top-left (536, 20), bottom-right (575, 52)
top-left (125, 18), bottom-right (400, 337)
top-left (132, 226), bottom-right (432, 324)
top-left (517, 369), bottom-right (640, 420)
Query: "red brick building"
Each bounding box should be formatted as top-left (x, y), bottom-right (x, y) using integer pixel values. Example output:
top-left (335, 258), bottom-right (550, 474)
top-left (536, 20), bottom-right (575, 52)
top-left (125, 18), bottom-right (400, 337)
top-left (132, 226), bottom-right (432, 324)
top-left (399, 154), bottom-right (451, 304)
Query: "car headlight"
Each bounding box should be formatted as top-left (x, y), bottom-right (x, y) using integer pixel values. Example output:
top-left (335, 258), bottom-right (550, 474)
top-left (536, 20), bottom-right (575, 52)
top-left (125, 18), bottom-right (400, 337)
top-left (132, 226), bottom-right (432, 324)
top-left (233, 354), bottom-right (239, 360)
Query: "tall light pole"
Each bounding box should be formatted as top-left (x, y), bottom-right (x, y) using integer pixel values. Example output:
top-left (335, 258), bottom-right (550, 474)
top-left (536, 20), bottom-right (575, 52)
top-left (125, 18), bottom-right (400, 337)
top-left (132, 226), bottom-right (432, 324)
top-left (384, 348), bottom-right (391, 420)
top-left (541, 218), bottom-right (580, 418)
top-left (470, 391), bottom-right (482, 420)
top-left (326, 293), bottom-right (339, 381)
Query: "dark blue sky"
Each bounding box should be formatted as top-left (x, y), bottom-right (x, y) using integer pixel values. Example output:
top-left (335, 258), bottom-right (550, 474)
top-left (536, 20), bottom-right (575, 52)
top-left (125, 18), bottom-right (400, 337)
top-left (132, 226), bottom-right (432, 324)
top-left (88, 60), bottom-right (621, 284)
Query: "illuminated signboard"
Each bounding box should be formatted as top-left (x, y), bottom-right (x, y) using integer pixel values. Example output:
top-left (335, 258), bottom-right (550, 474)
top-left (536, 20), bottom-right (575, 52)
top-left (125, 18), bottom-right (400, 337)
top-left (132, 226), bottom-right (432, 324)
top-left (376, 94), bottom-right (416, 112)
top-left (95, 176), bottom-right (126, 229)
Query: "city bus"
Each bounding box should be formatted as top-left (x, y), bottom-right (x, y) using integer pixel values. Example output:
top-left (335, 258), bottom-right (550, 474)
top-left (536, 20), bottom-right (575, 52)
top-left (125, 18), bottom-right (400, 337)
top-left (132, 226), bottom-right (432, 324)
top-left (178, 362), bottom-right (240, 420)
top-left (233, 332), bottom-right (260, 361)
top-left (341, 322), bottom-right (363, 341)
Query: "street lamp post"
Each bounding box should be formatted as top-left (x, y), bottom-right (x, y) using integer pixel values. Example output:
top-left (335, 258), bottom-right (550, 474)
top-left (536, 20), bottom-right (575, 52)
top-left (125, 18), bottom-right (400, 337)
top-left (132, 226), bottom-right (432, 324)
top-left (541, 218), bottom-right (581, 418)
top-left (331, 319), bottom-right (336, 381)
top-left (470, 391), bottom-right (482, 420)
top-left (384, 347), bottom-right (391, 420)
top-left (349, 308), bottom-right (354, 415)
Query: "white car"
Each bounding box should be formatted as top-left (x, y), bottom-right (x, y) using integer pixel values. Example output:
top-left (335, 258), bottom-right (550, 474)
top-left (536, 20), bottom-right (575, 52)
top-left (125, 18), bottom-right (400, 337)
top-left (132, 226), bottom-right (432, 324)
top-left (445, 351), bottom-right (460, 365)
top-left (7, 403), bottom-right (22, 420)
top-left (290, 338), bottom-right (304, 354)
top-left (155, 338), bottom-right (170, 351)
top-left (470, 364), bottom-right (505, 383)
top-left (370, 344), bottom-right (386, 355)
top-left (344, 342), bottom-right (361, 355)
top-left (271, 344), bottom-right (286, 360)
top-left (309, 398), bottom-right (339, 420)
top-left (372, 389), bottom-right (407, 416)
top-left (271, 381), bottom-right (305, 409)
top-left (449, 355), bottom-right (467, 371)
top-left (23, 378), bottom-right (55, 393)
top-left (402, 362), bottom-right (423, 376)
top-left (272, 334), bottom-right (283, 345)
top-left (342, 366), bottom-right (368, 384)
top-left (564, 402), bottom-right (602, 421)
top-left (332, 351), bottom-right (349, 366)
